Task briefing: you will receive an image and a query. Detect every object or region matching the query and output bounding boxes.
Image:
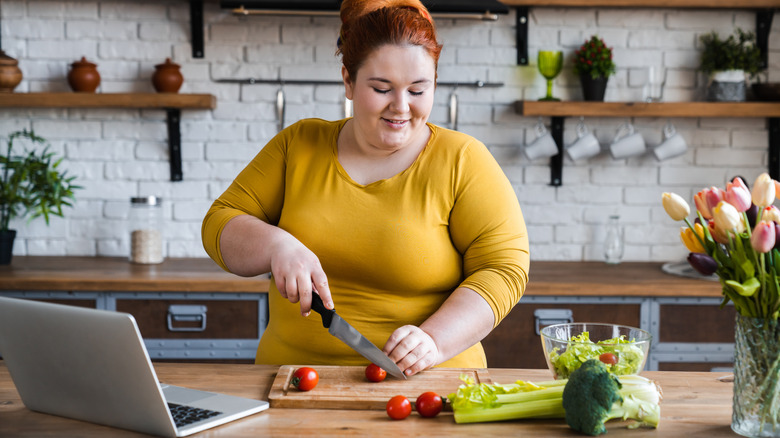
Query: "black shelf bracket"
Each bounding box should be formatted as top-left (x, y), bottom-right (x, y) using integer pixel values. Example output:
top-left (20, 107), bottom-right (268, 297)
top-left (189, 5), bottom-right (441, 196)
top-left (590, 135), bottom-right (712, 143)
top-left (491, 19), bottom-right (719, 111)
top-left (516, 7), bottom-right (529, 65)
top-left (549, 116), bottom-right (564, 186)
top-left (757, 9), bottom-right (775, 70)
top-left (770, 118), bottom-right (780, 181)
top-left (166, 109), bottom-right (183, 182)
top-left (190, 0), bottom-right (204, 58)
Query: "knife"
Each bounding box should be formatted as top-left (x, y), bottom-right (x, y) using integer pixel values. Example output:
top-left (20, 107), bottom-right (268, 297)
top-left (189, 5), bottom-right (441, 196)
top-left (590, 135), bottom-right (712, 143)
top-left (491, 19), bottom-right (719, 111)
top-left (310, 293), bottom-right (406, 380)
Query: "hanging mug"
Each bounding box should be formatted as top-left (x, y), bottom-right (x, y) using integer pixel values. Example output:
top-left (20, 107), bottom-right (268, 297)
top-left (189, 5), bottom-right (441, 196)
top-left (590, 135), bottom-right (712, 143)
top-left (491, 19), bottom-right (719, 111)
top-left (524, 118), bottom-right (559, 161)
top-left (566, 118), bottom-right (601, 161)
top-left (653, 121), bottom-right (688, 161)
top-left (609, 121), bottom-right (646, 159)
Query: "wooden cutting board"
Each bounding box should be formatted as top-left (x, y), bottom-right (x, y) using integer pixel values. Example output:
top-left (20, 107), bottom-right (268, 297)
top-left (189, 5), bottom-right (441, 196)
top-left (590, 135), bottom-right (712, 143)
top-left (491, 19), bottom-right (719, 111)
top-left (268, 365), bottom-right (492, 410)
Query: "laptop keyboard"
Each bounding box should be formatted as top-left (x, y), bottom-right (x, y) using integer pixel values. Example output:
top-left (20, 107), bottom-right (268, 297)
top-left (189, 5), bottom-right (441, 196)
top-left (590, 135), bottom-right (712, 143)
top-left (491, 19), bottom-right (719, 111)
top-left (168, 402), bottom-right (223, 428)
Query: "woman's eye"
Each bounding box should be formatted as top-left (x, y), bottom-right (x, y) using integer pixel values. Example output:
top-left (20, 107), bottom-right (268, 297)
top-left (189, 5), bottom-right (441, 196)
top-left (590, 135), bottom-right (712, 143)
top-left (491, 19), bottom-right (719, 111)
top-left (372, 88), bottom-right (390, 94)
top-left (409, 90), bottom-right (424, 96)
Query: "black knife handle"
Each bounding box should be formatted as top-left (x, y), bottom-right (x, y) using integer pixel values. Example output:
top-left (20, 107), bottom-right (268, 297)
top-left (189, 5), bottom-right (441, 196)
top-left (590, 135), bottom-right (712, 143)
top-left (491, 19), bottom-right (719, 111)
top-left (310, 292), bottom-right (334, 329)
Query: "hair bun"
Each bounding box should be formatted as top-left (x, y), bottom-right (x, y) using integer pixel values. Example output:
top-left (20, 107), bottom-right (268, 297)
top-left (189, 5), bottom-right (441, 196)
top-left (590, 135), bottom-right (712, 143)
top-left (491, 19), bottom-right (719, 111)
top-left (340, 0), bottom-right (432, 25)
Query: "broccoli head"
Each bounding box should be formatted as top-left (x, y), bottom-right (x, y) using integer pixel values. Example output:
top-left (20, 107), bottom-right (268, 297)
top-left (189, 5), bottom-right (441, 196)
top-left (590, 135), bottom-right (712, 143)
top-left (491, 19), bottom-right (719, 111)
top-left (562, 359), bottom-right (660, 436)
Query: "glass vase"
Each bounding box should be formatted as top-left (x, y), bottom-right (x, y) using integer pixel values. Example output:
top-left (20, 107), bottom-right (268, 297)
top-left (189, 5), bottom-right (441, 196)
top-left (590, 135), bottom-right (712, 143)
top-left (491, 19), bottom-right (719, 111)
top-left (732, 313), bottom-right (780, 437)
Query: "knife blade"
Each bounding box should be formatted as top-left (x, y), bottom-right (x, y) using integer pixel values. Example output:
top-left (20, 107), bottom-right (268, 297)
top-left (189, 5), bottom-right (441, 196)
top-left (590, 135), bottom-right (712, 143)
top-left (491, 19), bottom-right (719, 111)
top-left (310, 293), bottom-right (406, 380)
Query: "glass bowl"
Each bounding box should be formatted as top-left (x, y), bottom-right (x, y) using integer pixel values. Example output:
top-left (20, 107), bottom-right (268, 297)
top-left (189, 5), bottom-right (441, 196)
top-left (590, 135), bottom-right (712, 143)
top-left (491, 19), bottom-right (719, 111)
top-left (540, 322), bottom-right (651, 379)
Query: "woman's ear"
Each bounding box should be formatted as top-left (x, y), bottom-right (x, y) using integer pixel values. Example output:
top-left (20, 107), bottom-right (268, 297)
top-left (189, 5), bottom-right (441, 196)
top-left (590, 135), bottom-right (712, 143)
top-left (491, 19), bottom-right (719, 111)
top-left (342, 66), bottom-right (354, 100)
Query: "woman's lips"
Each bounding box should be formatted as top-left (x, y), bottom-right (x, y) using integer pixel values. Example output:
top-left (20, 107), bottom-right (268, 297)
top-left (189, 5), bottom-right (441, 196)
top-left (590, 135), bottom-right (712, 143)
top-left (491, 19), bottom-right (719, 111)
top-left (382, 118), bottom-right (408, 128)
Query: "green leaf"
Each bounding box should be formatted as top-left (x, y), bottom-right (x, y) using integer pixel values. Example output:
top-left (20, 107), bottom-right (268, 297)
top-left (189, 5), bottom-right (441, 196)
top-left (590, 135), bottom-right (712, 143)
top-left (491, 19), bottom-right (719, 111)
top-left (725, 277), bottom-right (761, 297)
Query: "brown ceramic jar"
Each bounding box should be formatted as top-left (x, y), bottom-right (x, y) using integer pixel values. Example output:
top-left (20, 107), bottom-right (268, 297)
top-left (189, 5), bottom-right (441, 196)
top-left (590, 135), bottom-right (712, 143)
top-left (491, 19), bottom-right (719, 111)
top-left (152, 58), bottom-right (183, 93)
top-left (67, 57), bottom-right (100, 93)
top-left (0, 51), bottom-right (23, 93)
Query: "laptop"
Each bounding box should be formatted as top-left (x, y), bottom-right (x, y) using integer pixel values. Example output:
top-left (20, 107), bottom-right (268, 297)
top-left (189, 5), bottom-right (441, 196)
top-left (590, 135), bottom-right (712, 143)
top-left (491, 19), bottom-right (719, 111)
top-left (0, 296), bottom-right (269, 437)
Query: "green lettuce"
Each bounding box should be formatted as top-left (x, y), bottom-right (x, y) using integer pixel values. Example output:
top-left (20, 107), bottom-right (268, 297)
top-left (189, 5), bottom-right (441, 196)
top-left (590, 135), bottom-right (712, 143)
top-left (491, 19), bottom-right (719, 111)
top-left (548, 332), bottom-right (646, 379)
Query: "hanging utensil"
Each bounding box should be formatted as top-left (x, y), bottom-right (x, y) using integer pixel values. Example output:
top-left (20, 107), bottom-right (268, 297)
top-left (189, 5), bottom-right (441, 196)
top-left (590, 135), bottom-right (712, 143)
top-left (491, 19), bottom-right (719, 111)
top-left (276, 87), bottom-right (285, 132)
top-left (449, 87), bottom-right (459, 131)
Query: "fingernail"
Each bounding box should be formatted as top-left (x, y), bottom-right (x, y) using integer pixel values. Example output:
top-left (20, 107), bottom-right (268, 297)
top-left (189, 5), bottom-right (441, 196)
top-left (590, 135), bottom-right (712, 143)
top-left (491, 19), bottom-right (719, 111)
top-left (303, 311), bottom-right (310, 317)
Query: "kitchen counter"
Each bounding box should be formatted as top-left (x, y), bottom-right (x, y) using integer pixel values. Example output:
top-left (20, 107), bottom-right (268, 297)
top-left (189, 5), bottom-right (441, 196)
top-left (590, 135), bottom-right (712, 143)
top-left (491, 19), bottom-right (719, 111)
top-left (0, 361), bottom-right (734, 437)
top-left (0, 256), bottom-right (719, 297)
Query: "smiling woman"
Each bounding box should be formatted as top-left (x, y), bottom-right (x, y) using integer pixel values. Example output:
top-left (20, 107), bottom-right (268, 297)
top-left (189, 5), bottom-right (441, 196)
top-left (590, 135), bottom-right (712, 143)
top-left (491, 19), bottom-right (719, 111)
top-left (201, 0), bottom-right (529, 376)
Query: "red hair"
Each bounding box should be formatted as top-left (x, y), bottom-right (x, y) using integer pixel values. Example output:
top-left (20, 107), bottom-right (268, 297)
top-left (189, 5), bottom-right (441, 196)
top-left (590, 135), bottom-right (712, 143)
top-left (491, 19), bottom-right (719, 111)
top-left (337, 0), bottom-right (442, 82)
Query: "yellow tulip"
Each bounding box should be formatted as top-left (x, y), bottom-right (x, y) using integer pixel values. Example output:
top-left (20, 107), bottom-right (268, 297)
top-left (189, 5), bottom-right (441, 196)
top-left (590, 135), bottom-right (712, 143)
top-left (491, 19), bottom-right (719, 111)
top-left (662, 192), bottom-right (690, 221)
top-left (680, 223), bottom-right (706, 253)
top-left (752, 173), bottom-right (776, 208)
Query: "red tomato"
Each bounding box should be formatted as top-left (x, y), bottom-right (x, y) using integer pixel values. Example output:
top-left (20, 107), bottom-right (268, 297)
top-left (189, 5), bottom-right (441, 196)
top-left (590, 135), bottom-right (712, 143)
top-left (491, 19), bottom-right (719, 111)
top-left (365, 363), bottom-right (388, 382)
top-left (291, 367), bottom-right (319, 391)
top-left (386, 395), bottom-right (412, 420)
top-left (599, 352), bottom-right (618, 365)
top-left (415, 391), bottom-right (443, 418)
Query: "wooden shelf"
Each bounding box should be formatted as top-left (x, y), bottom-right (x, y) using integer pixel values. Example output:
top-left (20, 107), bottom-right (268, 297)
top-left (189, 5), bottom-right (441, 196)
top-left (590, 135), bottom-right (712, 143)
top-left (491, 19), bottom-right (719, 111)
top-left (0, 92), bottom-right (215, 110)
top-left (514, 100), bottom-right (780, 187)
top-left (0, 92), bottom-right (217, 181)
top-left (516, 101), bottom-right (780, 118)
top-left (500, 0), bottom-right (780, 7)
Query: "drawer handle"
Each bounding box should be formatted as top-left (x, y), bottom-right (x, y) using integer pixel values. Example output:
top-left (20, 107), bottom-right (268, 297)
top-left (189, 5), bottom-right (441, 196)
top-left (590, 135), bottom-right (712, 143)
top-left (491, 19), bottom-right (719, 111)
top-left (534, 309), bottom-right (573, 335)
top-left (167, 305), bottom-right (207, 332)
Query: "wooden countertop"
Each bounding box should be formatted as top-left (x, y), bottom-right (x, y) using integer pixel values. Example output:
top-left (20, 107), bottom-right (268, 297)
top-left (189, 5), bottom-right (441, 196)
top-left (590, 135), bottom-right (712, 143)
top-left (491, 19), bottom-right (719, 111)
top-left (0, 257), bottom-right (720, 297)
top-left (0, 362), bottom-right (734, 437)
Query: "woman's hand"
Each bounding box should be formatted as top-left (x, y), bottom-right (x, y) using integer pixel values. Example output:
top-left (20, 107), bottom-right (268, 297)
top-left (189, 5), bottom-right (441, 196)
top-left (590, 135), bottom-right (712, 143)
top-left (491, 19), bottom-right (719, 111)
top-left (383, 325), bottom-right (440, 376)
top-left (269, 234), bottom-right (333, 316)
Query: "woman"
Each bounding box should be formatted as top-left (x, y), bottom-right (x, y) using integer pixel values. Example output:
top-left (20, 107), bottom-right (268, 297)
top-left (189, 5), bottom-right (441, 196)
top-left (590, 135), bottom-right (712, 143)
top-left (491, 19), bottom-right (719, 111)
top-left (202, 0), bottom-right (529, 376)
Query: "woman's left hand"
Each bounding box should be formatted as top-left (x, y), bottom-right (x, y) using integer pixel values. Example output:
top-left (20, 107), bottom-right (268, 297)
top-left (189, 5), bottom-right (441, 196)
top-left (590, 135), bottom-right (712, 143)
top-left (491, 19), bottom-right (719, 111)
top-left (383, 325), bottom-right (439, 376)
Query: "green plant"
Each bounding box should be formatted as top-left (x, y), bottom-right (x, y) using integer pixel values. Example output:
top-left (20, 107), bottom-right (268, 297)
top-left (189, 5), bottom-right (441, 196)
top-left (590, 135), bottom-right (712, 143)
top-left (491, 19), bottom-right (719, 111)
top-left (573, 35), bottom-right (616, 79)
top-left (0, 129), bottom-right (80, 231)
top-left (699, 28), bottom-right (763, 75)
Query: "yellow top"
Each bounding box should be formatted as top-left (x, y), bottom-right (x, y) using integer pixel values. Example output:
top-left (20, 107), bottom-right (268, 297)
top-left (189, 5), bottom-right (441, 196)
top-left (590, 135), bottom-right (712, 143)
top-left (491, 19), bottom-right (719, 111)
top-left (202, 118), bottom-right (529, 368)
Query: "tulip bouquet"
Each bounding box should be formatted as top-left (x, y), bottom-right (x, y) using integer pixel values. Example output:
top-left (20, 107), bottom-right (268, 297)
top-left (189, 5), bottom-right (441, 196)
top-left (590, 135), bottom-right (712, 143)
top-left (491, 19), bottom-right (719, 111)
top-left (662, 173), bottom-right (780, 320)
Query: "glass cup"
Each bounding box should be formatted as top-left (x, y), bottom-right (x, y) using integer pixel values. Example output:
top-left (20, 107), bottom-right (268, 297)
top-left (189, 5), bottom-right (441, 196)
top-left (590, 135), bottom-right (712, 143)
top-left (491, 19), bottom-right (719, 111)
top-left (643, 66), bottom-right (666, 103)
top-left (538, 50), bottom-right (563, 102)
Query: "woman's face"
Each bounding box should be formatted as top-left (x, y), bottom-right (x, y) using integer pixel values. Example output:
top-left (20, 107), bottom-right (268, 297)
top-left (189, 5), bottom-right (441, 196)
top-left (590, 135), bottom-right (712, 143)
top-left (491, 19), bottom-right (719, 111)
top-left (343, 44), bottom-right (436, 154)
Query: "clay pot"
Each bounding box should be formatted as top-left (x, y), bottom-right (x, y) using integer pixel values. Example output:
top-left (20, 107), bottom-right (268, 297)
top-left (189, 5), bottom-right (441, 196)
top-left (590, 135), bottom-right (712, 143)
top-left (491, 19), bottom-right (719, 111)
top-left (67, 57), bottom-right (100, 93)
top-left (152, 58), bottom-right (183, 93)
top-left (0, 51), bottom-right (23, 93)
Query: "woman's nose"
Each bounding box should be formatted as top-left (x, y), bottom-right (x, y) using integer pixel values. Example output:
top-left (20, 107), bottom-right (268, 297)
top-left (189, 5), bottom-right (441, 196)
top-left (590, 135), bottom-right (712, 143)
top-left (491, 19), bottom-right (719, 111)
top-left (390, 91), bottom-right (409, 113)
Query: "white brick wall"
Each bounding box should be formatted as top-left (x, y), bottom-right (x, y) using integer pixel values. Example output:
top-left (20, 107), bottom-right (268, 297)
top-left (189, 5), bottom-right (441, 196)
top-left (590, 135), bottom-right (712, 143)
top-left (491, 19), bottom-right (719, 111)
top-left (2, 0), bottom-right (778, 264)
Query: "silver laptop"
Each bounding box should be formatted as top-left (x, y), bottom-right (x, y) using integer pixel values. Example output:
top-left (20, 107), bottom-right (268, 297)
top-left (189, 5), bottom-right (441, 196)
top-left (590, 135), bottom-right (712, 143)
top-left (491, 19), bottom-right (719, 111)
top-left (0, 296), bottom-right (269, 437)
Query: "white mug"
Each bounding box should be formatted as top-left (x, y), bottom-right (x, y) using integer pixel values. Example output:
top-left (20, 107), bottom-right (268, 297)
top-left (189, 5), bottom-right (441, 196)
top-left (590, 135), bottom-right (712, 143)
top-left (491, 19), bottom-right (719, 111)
top-left (609, 122), bottom-right (646, 159)
top-left (524, 119), bottom-right (559, 160)
top-left (566, 119), bottom-right (601, 161)
top-left (653, 122), bottom-right (688, 161)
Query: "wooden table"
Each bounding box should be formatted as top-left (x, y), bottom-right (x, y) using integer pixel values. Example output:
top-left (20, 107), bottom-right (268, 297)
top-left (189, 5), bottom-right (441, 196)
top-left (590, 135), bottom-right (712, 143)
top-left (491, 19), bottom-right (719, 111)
top-left (0, 362), bottom-right (735, 437)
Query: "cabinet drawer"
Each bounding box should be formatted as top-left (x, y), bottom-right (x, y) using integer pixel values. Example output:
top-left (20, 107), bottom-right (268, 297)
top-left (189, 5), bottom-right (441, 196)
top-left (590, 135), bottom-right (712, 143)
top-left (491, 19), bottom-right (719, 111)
top-left (116, 299), bottom-right (260, 339)
top-left (658, 304), bottom-right (736, 343)
top-left (658, 362), bottom-right (733, 372)
top-left (482, 302), bottom-right (642, 369)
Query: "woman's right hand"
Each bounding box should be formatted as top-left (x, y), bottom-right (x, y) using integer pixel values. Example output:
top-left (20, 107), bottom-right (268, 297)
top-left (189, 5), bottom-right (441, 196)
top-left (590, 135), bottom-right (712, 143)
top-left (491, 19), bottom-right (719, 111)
top-left (269, 234), bottom-right (333, 316)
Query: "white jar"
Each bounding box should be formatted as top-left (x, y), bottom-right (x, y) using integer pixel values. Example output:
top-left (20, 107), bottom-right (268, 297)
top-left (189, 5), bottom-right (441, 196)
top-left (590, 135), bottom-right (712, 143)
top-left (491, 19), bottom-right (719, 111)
top-left (129, 196), bottom-right (163, 264)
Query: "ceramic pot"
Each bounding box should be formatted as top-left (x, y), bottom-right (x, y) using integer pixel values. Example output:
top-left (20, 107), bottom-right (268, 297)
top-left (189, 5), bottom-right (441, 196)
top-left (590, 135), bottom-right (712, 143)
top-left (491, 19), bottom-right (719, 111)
top-left (707, 69), bottom-right (746, 102)
top-left (0, 229), bottom-right (16, 265)
top-left (0, 51), bottom-right (23, 93)
top-left (67, 57), bottom-right (100, 93)
top-left (152, 58), bottom-right (183, 93)
top-left (580, 74), bottom-right (608, 101)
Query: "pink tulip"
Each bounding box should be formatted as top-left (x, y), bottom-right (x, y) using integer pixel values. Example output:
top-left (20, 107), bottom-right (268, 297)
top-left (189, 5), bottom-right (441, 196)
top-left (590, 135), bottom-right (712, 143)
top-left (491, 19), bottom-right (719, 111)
top-left (725, 177), bottom-right (752, 212)
top-left (751, 221), bottom-right (776, 253)
top-left (694, 187), bottom-right (725, 220)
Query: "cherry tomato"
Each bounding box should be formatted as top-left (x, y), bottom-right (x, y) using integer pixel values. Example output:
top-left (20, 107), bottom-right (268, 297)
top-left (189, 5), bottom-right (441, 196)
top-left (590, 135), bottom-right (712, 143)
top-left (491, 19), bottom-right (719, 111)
top-left (415, 391), bottom-right (443, 418)
top-left (386, 395), bottom-right (412, 420)
top-left (599, 352), bottom-right (618, 365)
top-left (365, 363), bottom-right (388, 382)
top-left (291, 367), bottom-right (319, 391)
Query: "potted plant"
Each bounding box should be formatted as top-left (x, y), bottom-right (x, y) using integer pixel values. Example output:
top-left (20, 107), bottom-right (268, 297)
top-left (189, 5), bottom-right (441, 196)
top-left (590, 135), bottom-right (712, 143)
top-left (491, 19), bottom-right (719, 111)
top-left (699, 28), bottom-right (762, 102)
top-left (0, 129), bottom-right (80, 264)
top-left (573, 35), bottom-right (616, 101)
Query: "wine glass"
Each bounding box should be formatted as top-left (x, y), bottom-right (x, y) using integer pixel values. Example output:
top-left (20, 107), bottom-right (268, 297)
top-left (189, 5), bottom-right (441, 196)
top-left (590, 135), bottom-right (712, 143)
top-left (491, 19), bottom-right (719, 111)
top-left (538, 50), bottom-right (563, 101)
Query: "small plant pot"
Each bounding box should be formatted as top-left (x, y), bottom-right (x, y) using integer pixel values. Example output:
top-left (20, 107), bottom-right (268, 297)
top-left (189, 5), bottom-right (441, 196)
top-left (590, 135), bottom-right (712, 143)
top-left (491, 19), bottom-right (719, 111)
top-left (0, 229), bottom-right (16, 265)
top-left (706, 69), bottom-right (746, 102)
top-left (580, 74), bottom-right (609, 101)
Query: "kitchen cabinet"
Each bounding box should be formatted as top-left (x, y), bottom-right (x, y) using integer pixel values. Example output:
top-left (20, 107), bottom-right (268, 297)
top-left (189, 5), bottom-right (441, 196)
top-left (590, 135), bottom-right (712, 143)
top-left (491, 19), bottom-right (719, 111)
top-left (515, 101), bottom-right (780, 186)
top-left (0, 257), bottom-right (729, 370)
top-left (0, 92), bottom-right (217, 182)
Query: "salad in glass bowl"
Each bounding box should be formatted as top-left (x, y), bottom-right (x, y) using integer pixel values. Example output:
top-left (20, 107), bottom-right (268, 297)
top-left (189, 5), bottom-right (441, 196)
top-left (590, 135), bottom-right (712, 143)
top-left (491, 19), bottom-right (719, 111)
top-left (540, 323), bottom-right (651, 379)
